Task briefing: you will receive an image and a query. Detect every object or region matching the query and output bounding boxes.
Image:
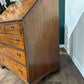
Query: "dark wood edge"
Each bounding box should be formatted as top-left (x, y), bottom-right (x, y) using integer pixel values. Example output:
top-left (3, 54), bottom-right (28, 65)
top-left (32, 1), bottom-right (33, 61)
top-left (0, 20), bottom-right (22, 24)
top-left (22, 20), bottom-right (30, 82)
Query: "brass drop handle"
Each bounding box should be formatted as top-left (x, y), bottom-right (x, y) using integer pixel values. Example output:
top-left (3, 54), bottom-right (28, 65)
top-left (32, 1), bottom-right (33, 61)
top-left (14, 38), bottom-right (20, 44)
top-left (10, 25), bottom-right (15, 30)
top-left (18, 68), bottom-right (23, 74)
top-left (0, 58), bottom-right (4, 62)
top-left (16, 52), bottom-right (21, 58)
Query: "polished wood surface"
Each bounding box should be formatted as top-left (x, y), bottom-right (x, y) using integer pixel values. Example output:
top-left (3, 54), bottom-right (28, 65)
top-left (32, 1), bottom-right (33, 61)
top-left (0, 43), bottom-right (26, 65)
top-left (0, 0), bottom-right (37, 22)
top-left (0, 24), bottom-right (5, 33)
top-left (0, 53), bottom-right (27, 81)
top-left (0, 0), bottom-right (59, 84)
top-left (23, 0), bottom-right (59, 83)
top-left (0, 34), bottom-right (24, 49)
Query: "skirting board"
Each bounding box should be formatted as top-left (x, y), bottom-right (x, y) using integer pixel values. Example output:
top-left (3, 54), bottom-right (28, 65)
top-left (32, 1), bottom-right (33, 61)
top-left (65, 49), bottom-right (84, 78)
top-left (59, 44), bottom-right (65, 48)
top-left (72, 56), bottom-right (84, 78)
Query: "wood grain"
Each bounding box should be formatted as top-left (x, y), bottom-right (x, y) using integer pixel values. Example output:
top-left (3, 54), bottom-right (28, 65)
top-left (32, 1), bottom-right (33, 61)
top-left (0, 34), bottom-right (24, 49)
top-left (0, 24), bottom-right (5, 33)
top-left (0, 53), bottom-right (27, 81)
top-left (0, 43), bottom-right (26, 65)
top-left (0, 0), bottom-right (37, 22)
top-left (23, 0), bottom-right (59, 83)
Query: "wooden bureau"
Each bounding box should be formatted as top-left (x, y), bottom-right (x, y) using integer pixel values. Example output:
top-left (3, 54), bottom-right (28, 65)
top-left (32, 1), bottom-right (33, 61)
top-left (0, 0), bottom-right (60, 84)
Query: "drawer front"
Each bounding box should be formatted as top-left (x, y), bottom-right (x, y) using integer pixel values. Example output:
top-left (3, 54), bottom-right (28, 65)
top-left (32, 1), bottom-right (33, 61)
top-left (0, 53), bottom-right (27, 81)
top-left (0, 43), bottom-right (26, 65)
top-left (5, 23), bottom-right (23, 34)
top-left (0, 34), bottom-right (24, 49)
top-left (0, 24), bottom-right (5, 33)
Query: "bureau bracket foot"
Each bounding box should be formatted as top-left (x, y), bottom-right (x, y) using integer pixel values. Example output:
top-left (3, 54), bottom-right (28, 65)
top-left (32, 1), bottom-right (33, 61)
top-left (1, 65), bottom-right (6, 69)
top-left (52, 66), bottom-right (60, 74)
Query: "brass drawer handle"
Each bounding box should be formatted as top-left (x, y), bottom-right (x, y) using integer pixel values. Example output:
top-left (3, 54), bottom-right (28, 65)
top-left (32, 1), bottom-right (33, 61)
top-left (0, 58), bottom-right (4, 62)
top-left (18, 69), bottom-right (23, 74)
top-left (1, 58), bottom-right (4, 61)
top-left (14, 38), bottom-right (20, 44)
top-left (10, 25), bottom-right (14, 30)
top-left (16, 52), bottom-right (21, 58)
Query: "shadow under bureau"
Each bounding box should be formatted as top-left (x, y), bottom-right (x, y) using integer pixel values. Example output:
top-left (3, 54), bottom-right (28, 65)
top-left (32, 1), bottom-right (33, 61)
top-left (0, 0), bottom-right (60, 84)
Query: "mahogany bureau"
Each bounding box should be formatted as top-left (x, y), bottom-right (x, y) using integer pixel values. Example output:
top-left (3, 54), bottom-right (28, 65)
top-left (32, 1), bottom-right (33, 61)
top-left (0, 0), bottom-right (60, 84)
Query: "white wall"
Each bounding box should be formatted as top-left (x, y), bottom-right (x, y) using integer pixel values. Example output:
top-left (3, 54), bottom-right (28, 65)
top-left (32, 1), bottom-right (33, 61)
top-left (65, 0), bottom-right (84, 77)
top-left (65, 0), bottom-right (84, 38)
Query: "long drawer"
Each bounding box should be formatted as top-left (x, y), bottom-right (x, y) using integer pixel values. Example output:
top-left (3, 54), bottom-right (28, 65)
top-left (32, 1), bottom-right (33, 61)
top-left (0, 34), bottom-right (24, 49)
top-left (0, 43), bottom-right (26, 65)
top-left (0, 53), bottom-right (27, 81)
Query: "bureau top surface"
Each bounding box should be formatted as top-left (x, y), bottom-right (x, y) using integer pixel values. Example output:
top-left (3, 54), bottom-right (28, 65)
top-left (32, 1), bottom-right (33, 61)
top-left (0, 0), bottom-right (37, 23)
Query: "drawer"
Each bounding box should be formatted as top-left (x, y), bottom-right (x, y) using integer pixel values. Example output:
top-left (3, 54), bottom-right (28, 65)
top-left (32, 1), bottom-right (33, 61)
top-left (5, 23), bottom-right (23, 34)
top-left (0, 43), bottom-right (26, 65)
top-left (0, 34), bottom-right (24, 49)
top-left (0, 24), bottom-right (5, 33)
top-left (0, 53), bottom-right (27, 81)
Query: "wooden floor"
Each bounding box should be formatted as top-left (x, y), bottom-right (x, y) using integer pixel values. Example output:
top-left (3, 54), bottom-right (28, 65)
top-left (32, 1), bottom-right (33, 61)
top-left (0, 48), bottom-right (84, 84)
top-left (39, 48), bottom-right (84, 84)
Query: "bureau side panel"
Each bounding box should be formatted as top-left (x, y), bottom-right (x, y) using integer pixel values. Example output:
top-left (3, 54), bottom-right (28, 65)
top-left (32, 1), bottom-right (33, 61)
top-left (23, 0), bottom-right (59, 83)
